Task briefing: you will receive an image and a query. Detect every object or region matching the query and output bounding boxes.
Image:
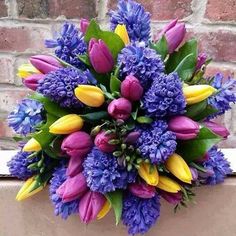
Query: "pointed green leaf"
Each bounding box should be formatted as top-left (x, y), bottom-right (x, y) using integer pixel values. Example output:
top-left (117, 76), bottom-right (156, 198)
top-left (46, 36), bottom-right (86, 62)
top-left (33, 130), bottom-right (55, 149)
top-left (185, 100), bottom-right (207, 119)
top-left (137, 116), bottom-right (153, 124)
top-left (78, 54), bottom-right (91, 66)
top-left (110, 75), bottom-right (121, 93)
top-left (150, 36), bottom-right (168, 60)
top-left (80, 111), bottom-right (108, 122)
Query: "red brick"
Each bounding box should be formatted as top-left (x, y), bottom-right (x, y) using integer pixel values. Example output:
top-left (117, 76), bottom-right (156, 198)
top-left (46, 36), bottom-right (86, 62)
top-left (205, 0), bottom-right (236, 22)
top-left (205, 66), bottom-right (235, 78)
top-left (0, 118), bottom-right (13, 138)
top-left (0, 0), bottom-right (8, 17)
top-left (48, 0), bottom-right (97, 19)
top-left (108, 0), bottom-right (192, 20)
top-left (0, 56), bottom-right (15, 84)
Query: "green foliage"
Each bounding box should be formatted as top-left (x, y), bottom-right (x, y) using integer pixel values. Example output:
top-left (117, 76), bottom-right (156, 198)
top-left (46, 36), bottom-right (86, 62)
top-left (150, 36), bottom-right (168, 60)
top-left (110, 75), bottom-right (121, 93)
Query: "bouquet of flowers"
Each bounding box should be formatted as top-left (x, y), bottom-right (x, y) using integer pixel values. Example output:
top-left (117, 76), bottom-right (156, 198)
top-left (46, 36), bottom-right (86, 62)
top-left (7, 0), bottom-right (236, 234)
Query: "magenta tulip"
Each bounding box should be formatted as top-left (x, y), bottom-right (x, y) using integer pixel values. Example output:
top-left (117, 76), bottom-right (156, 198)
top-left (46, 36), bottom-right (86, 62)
top-left (195, 53), bottom-right (207, 71)
top-left (79, 191), bottom-right (106, 224)
top-left (129, 183), bottom-right (156, 199)
top-left (168, 116), bottom-right (199, 140)
top-left (108, 98), bottom-right (132, 121)
top-left (190, 167), bottom-right (198, 181)
top-left (80, 19), bottom-right (89, 34)
top-left (160, 190), bottom-right (182, 205)
top-left (204, 121), bottom-right (229, 138)
top-left (30, 55), bottom-right (62, 74)
top-left (23, 74), bottom-right (45, 91)
top-left (124, 131), bottom-right (140, 144)
top-left (95, 131), bottom-right (116, 153)
top-left (66, 156), bottom-right (83, 177)
top-left (88, 38), bottom-right (114, 74)
top-left (121, 75), bottom-right (143, 101)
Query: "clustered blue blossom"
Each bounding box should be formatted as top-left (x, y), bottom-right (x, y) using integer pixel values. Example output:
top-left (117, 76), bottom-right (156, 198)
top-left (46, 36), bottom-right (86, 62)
top-left (137, 120), bottom-right (177, 164)
top-left (49, 166), bottom-right (79, 219)
top-left (110, 0), bottom-right (151, 43)
top-left (83, 147), bottom-right (136, 194)
top-left (37, 67), bottom-right (89, 108)
top-left (8, 99), bottom-right (44, 136)
top-left (45, 23), bottom-right (87, 68)
top-left (208, 73), bottom-right (236, 119)
top-left (202, 146), bottom-right (232, 185)
top-left (118, 45), bottom-right (165, 89)
top-left (122, 193), bottom-right (160, 235)
top-left (142, 72), bottom-right (186, 117)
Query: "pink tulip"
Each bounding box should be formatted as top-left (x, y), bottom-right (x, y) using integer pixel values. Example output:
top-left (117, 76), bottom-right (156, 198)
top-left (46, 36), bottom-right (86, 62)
top-left (129, 183), bottom-right (156, 199)
top-left (66, 156), bottom-right (83, 177)
top-left (204, 121), bottom-right (229, 138)
top-left (95, 131), bottom-right (116, 153)
top-left (160, 190), bottom-right (182, 205)
top-left (190, 167), bottom-right (198, 181)
top-left (195, 53), bottom-right (207, 71)
top-left (23, 74), bottom-right (45, 91)
top-left (124, 131), bottom-right (140, 144)
top-left (80, 19), bottom-right (89, 34)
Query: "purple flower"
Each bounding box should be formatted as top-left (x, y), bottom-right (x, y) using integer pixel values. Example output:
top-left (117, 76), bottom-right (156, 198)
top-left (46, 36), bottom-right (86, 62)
top-left (142, 73), bottom-right (186, 117)
top-left (83, 147), bottom-right (136, 193)
top-left (49, 165), bottom-right (79, 219)
top-left (122, 193), bottom-right (160, 235)
top-left (37, 67), bottom-right (89, 108)
top-left (109, 0), bottom-right (151, 43)
top-left (118, 45), bottom-right (164, 89)
top-left (45, 23), bottom-right (86, 68)
top-left (8, 99), bottom-right (44, 136)
top-left (137, 121), bottom-right (177, 164)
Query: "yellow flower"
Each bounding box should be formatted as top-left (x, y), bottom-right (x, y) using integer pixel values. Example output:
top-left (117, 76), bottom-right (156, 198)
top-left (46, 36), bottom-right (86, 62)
top-left (165, 153), bottom-right (192, 184)
top-left (138, 162), bottom-right (159, 186)
top-left (23, 138), bottom-right (41, 152)
top-left (183, 85), bottom-right (216, 105)
top-left (97, 200), bottom-right (111, 220)
top-left (49, 114), bottom-right (83, 134)
top-left (157, 176), bottom-right (181, 193)
top-left (17, 63), bottom-right (40, 79)
top-left (114, 24), bottom-right (130, 45)
top-left (74, 85), bottom-right (105, 107)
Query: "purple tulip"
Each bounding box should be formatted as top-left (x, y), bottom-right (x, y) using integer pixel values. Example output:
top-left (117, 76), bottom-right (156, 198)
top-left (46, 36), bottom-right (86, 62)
top-left (160, 190), bottom-right (182, 205)
top-left (56, 173), bottom-right (88, 203)
top-left (195, 53), bottom-right (207, 71)
top-left (88, 38), bottom-right (114, 74)
top-left (79, 191), bottom-right (106, 224)
top-left (128, 183), bottom-right (156, 199)
top-left (66, 156), bottom-right (83, 177)
top-left (80, 19), bottom-right (89, 34)
top-left (108, 98), bottom-right (132, 121)
top-left (190, 167), bottom-right (199, 181)
top-left (94, 131), bottom-right (116, 153)
top-left (61, 131), bottom-right (93, 158)
top-left (198, 168), bottom-right (215, 179)
top-left (156, 19), bottom-right (186, 53)
top-left (168, 116), bottom-right (199, 140)
top-left (30, 55), bottom-right (62, 74)
top-left (121, 75), bottom-right (143, 101)
top-left (23, 74), bottom-right (45, 91)
top-left (204, 121), bottom-right (229, 138)
top-left (124, 131), bottom-right (140, 144)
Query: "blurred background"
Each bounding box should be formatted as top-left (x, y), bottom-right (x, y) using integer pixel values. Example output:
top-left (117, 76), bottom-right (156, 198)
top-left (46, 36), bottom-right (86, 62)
top-left (0, 0), bottom-right (235, 149)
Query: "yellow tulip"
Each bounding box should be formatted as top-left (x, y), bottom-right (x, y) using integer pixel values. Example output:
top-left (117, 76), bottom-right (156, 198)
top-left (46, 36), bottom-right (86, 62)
top-left (165, 153), bottom-right (192, 184)
top-left (75, 85), bottom-right (105, 107)
top-left (183, 85), bottom-right (216, 105)
top-left (17, 63), bottom-right (40, 79)
top-left (138, 162), bottom-right (159, 186)
top-left (23, 138), bottom-right (41, 152)
top-left (16, 176), bottom-right (44, 201)
top-left (49, 114), bottom-right (83, 134)
top-left (157, 176), bottom-right (181, 193)
top-left (97, 200), bottom-right (111, 220)
top-left (114, 24), bottom-right (130, 45)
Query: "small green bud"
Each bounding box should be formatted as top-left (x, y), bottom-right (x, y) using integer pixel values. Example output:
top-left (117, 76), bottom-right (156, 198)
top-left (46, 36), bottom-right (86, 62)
top-left (125, 156), bottom-right (131, 161)
top-left (90, 126), bottom-right (101, 136)
top-left (109, 139), bottom-right (120, 145)
top-left (121, 143), bottom-right (127, 150)
top-left (127, 164), bottom-right (133, 171)
top-left (113, 151), bottom-right (122, 157)
top-left (136, 158), bottom-right (143, 164)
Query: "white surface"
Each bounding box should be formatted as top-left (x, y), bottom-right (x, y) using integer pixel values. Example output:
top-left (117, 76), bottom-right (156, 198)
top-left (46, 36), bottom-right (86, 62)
top-left (0, 149), bottom-right (236, 175)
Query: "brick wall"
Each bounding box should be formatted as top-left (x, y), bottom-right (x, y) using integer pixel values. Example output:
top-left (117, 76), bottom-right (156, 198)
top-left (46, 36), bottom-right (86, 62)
top-left (0, 0), bottom-right (235, 149)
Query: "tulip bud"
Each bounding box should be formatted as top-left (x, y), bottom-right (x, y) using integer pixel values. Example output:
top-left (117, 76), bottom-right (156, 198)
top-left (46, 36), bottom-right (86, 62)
top-left (183, 85), bottom-right (216, 105)
top-left (195, 53), bottom-right (207, 72)
top-left (79, 191), bottom-right (106, 224)
top-left (49, 114), bottom-right (83, 134)
top-left (66, 156), bottom-right (83, 177)
top-left (121, 75), bottom-right (143, 101)
top-left (157, 176), bottom-right (181, 193)
top-left (17, 63), bottom-right (40, 79)
top-left (108, 98), bottom-right (132, 121)
top-left (61, 131), bottom-right (93, 158)
top-left (198, 168), bottom-right (214, 179)
top-left (204, 121), bottom-right (229, 138)
top-left (94, 131), bottom-right (116, 153)
top-left (124, 131), bottom-right (140, 144)
top-left (88, 38), bottom-right (114, 74)
top-left (114, 24), bottom-right (130, 45)
top-left (128, 183), bottom-right (156, 199)
top-left (165, 153), bottom-right (192, 184)
top-left (138, 163), bottom-right (159, 186)
top-left (190, 167), bottom-right (198, 181)
top-left (23, 74), bottom-right (45, 91)
top-left (97, 200), bottom-right (111, 220)
top-left (159, 190), bottom-right (182, 204)
top-left (74, 85), bottom-right (105, 107)
top-left (23, 138), bottom-right (41, 152)
top-left (80, 18), bottom-right (89, 34)
top-left (168, 116), bottom-right (199, 140)
top-left (30, 55), bottom-right (62, 74)
top-left (56, 173), bottom-right (88, 202)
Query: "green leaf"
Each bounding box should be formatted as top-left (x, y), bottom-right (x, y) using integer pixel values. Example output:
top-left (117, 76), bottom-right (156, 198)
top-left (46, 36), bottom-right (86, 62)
top-left (77, 54), bottom-right (91, 66)
top-left (137, 116), bottom-right (153, 124)
top-left (105, 191), bottom-right (123, 225)
top-left (185, 100), bottom-right (207, 119)
top-left (33, 130), bottom-right (55, 149)
top-left (150, 36), bottom-right (168, 60)
top-left (193, 105), bottom-right (218, 121)
top-left (177, 127), bottom-right (222, 163)
top-left (84, 19), bottom-right (125, 61)
top-left (80, 111), bottom-right (108, 122)
top-left (110, 75), bottom-right (121, 93)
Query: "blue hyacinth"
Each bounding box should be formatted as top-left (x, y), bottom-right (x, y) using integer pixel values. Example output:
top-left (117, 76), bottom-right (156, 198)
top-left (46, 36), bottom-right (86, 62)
top-left (8, 99), bottom-right (44, 136)
top-left (45, 23), bottom-right (87, 68)
top-left (110, 0), bottom-right (151, 43)
top-left (137, 120), bottom-right (177, 164)
top-left (122, 193), bottom-right (160, 235)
